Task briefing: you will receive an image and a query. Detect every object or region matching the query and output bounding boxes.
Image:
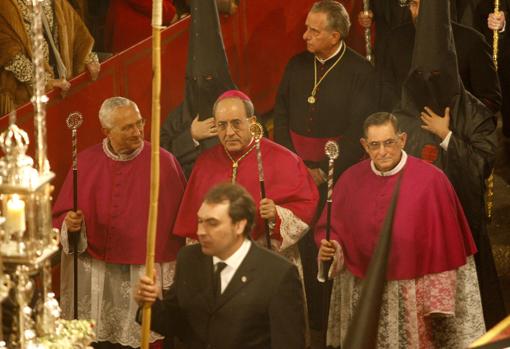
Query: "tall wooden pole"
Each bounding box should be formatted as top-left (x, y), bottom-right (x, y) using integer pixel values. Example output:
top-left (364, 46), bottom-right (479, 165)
top-left (487, 0), bottom-right (500, 222)
top-left (141, 1), bottom-right (162, 348)
top-left (493, 0), bottom-right (500, 69)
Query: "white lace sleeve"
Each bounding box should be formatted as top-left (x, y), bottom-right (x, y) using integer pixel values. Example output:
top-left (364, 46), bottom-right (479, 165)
top-left (60, 221), bottom-right (88, 255)
top-left (317, 240), bottom-right (344, 282)
top-left (275, 205), bottom-right (309, 251)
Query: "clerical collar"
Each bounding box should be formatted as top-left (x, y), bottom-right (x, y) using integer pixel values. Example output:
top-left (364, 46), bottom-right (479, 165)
top-left (316, 41), bottom-right (344, 64)
top-left (213, 239), bottom-right (251, 271)
top-left (102, 138), bottom-right (144, 161)
top-left (224, 138), bottom-right (257, 183)
top-left (371, 151), bottom-right (408, 177)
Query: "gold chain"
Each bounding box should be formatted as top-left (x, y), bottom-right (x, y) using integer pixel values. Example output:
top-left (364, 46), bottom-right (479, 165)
top-left (308, 42), bottom-right (347, 104)
top-left (224, 142), bottom-right (257, 183)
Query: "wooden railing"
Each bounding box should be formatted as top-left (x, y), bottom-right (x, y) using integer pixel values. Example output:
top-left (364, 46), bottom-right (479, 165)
top-left (1, 0), bottom-right (312, 194)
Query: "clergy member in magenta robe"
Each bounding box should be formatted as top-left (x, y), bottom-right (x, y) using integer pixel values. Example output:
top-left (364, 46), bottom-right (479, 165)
top-left (174, 90), bottom-right (319, 278)
top-left (52, 97), bottom-right (186, 348)
top-left (316, 112), bottom-right (485, 349)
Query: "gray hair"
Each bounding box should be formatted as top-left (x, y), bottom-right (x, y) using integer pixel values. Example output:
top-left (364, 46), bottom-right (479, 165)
top-left (212, 97), bottom-right (255, 119)
top-left (363, 112), bottom-right (401, 138)
top-left (98, 97), bottom-right (140, 128)
top-left (311, 0), bottom-right (351, 39)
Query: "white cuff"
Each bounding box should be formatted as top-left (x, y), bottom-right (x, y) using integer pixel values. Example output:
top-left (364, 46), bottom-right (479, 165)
top-left (276, 206), bottom-right (309, 251)
top-left (317, 240), bottom-right (343, 282)
top-left (439, 130), bottom-right (452, 151)
top-left (61, 221), bottom-right (88, 254)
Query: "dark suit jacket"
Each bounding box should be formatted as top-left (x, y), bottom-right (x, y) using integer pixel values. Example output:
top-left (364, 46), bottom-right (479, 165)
top-left (149, 243), bottom-right (305, 349)
top-left (378, 21), bottom-right (502, 112)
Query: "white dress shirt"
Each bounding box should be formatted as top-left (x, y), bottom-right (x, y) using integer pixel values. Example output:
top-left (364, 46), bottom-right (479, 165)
top-left (212, 239), bottom-right (252, 294)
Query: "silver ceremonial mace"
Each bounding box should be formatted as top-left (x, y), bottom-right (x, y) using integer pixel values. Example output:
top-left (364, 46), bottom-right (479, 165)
top-left (66, 111), bottom-right (83, 320)
top-left (324, 140), bottom-right (339, 242)
top-left (362, 0), bottom-right (374, 64)
top-left (250, 122), bottom-right (271, 249)
top-left (322, 140), bottom-right (339, 349)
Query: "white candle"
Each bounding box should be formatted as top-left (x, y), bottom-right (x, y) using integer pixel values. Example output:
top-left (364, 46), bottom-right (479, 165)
top-left (5, 195), bottom-right (26, 233)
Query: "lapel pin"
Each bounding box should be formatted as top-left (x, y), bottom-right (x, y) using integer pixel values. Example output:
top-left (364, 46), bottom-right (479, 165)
top-left (241, 276), bottom-right (247, 283)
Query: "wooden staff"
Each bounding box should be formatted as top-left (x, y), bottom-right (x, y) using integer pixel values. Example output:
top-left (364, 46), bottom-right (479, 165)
top-left (66, 111), bottom-right (83, 320)
top-left (493, 0), bottom-right (500, 69)
top-left (487, 0), bottom-right (499, 221)
top-left (141, 0), bottom-right (163, 348)
top-left (362, 0), bottom-right (374, 64)
top-left (249, 122), bottom-right (271, 249)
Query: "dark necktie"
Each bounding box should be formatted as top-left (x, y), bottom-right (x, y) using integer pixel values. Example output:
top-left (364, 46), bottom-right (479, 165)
top-left (213, 262), bottom-right (227, 299)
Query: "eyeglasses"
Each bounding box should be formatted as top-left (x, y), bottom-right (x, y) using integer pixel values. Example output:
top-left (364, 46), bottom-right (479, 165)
top-left (367, 138), bottom-right (399, 151)
top-left (115, 118), bottom-right (146, 133)
top-left (216, 119), bottom-right (245, 131)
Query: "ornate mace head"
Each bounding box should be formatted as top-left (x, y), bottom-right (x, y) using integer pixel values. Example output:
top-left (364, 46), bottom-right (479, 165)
top-left (249, 122), bottom-right (264, 142)
top-left (66, 112), bottom-right (83, 130)
top-left (324, 140), bottom-right (339, 161)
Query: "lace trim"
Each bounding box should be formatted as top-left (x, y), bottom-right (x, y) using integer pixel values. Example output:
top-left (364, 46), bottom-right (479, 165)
top-left (326, 256), bottom-right (485, 348)
top-left (317, 239), bottom-right (344, 282)
top-left (275, 205), bottom-right (309, 251)
top-left (60, 221), bottom-right (88, 254)
top-left (60, 253), bottom-right (175, 347)
top-left (102, 138), bottom-right (144, 161)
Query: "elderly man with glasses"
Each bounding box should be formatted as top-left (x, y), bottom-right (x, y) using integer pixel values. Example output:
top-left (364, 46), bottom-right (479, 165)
top-left (53, 96), bottom-right (186, 348)
top-left (316, 112), bottom-right (485, 348)
top-left (174, 90), bottom-right (319, 340)
top-left (175, 90), bottom-right (318, 262)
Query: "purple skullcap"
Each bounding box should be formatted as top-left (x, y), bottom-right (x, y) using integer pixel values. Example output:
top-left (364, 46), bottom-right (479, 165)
top-left (217, 90), bottom-right (252, 103)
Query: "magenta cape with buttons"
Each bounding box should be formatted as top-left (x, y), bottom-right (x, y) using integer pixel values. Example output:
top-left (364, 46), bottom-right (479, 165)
top-left (52, 141), bottom-right (186, 264)
top-left (174, 138), bottom-right (319, 241)
top-left (315, 156), bottom-right (477, 280)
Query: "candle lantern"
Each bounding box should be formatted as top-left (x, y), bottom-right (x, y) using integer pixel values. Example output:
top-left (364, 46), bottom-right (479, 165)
top-left (0, 115), bottom-right (58, 265)
top-left (0, 0), bottom-right (94, 347)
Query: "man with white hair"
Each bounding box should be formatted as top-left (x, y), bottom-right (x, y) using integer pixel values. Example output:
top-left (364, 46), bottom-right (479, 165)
top-left (53, 96), bottom-right (186, 348)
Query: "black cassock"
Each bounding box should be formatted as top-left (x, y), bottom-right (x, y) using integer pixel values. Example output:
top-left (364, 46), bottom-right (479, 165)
top-left (393, 0), bottom-right (506, 328)
top-left (273, 45), bottom-right (377, 330)
top-left (273, 47), bottom-right (377, 181)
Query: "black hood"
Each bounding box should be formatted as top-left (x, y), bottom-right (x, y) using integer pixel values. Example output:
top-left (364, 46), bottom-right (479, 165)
top-left (184, 0), bottom-right (236, 121)
top-left (400, 0), bottom-right (461, 116)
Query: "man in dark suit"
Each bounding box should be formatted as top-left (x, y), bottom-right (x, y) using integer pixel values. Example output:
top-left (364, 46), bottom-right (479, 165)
top-left (378, 0), bottom-right (502, 112)
top-left (135, 183), bottom-right (306, 349)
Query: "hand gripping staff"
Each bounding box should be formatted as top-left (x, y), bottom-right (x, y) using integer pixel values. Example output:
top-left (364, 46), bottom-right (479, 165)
top-left (249, 122), bottom-right (271, 249)
top-left (66, 111), bottom-right (83, 320)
